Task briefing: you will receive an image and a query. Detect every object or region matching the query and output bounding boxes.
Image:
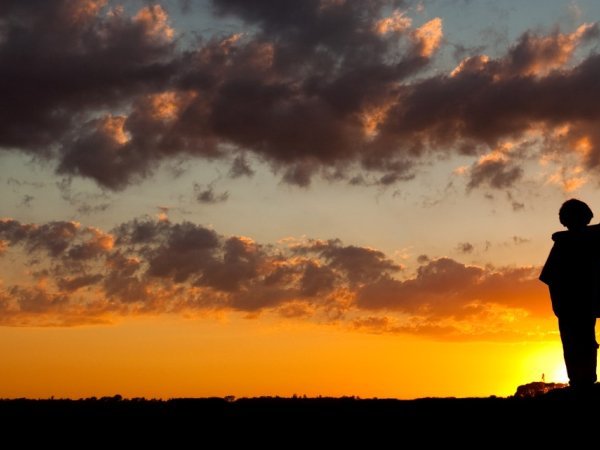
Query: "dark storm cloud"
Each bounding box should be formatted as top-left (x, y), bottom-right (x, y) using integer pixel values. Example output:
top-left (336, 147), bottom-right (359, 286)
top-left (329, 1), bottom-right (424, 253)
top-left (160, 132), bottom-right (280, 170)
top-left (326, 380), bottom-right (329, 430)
top-left (0, 0), bottom-right (177, 189)
top-left (505, 23), bottom-right (599, 76)
top-left (372, 24), bottom-right (600, 179)
top-left (0, 0), bottom-right (176, 143)
top-left (0, 0), bottom-right (435, 188)
top-left (2, 1), bottom-right (600, 189)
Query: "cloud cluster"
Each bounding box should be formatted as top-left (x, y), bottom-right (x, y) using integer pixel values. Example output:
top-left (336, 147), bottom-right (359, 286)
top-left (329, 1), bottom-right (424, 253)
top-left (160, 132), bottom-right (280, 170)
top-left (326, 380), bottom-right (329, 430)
top-left (356, 257), bottom-right (545, 317)
top-left (3, 1), bottom-right (598, 190)
top-left (0, 216), bottom-right (550, 339)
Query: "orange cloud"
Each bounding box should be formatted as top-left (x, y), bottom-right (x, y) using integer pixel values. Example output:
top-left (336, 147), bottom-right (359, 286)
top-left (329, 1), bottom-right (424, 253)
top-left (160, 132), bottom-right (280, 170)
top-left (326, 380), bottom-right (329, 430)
top-left (351, 311), bottom-right (554, 342)
top-left (361, 102), bottom-right (394, 138)
top-left (66, 0), bottom-right (107, 24)
top-left (151, 92), bottom-right (180, 121)
top-left (0, 218), bottom-right (551, 340)
top-left (99, 115), bottom-right (129, 145)
top-left (450, 55), bottom-right (490, 77)
top-left (134, 5), bottom-right (174, 42)
top-left (536, 122), bottom-right (600, 192)
top-left (508, 23), bottom-right (597, 76)
top-left (143, 90), bottom-right (199, 125)
top-left (547, 166), bottom-right (586, 192)
top-left (412, 18), bottom-right (443, 57)
top-left (219, 33), bottom-right (243, 54)
top-left (356, 257), bottom-right (547, 318)
top-left (374, 10), bottom-right (412, 35)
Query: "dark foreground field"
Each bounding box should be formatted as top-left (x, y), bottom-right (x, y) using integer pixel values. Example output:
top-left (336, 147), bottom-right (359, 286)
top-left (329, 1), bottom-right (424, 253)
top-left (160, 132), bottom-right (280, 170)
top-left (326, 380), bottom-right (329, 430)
top-left (1, 388), bottom-right (598, 443)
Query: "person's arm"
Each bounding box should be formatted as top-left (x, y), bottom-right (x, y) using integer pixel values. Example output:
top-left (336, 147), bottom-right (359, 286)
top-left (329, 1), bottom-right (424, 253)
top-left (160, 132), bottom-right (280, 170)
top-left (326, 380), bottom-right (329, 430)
top-left (540, 243), bottom-right (566, 316)
top-left (539, 244), bottom-right (559, 286)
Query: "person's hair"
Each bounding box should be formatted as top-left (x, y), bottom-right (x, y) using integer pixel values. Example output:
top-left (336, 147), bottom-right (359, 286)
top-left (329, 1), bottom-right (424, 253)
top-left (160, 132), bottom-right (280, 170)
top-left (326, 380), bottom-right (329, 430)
top-left (559, 199), bottom-right (593, 230)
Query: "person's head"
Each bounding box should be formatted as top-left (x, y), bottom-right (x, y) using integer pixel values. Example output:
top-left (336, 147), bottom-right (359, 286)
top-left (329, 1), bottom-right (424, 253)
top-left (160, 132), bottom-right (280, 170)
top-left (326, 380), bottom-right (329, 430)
top-left (559, 199), bottom-right (593, 230)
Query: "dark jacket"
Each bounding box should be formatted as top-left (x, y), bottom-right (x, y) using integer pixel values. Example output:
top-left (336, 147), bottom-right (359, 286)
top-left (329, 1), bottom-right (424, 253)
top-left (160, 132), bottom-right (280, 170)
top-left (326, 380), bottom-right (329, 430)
top-left (539, 224), bottom-right (600, 317)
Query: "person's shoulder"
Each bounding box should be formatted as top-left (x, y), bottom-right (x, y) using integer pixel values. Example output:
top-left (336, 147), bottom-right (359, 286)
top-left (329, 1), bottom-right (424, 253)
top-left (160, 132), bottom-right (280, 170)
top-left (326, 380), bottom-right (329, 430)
top-left (552, 230), bottom-right (569, 242)
top-left (586, 224), bottom-right (600, 243)
top-left (553, 224), bottom-right (600, 243)
top-left (587, 224), bottom-right (600, 233)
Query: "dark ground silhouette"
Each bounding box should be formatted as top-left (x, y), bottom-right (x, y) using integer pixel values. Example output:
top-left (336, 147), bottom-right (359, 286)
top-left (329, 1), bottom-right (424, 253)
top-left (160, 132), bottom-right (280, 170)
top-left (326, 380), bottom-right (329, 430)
top-left (514, 381), bottom-right (568, 398)
top-left (2, 384), bottom-right (599, 443)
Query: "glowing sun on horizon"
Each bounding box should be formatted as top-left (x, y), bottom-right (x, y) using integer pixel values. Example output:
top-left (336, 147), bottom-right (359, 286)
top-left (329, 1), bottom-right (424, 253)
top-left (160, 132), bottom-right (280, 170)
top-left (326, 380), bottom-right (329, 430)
top-left (531, 347), bottom-right (569, 385)
top-left (548, 361), bottom-right (569, 384)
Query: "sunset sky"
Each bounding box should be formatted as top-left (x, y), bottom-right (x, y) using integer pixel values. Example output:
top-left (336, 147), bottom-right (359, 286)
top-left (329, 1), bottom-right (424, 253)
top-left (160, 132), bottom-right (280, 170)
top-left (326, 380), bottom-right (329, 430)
top-left (2, 0), bottom-right (600, 399)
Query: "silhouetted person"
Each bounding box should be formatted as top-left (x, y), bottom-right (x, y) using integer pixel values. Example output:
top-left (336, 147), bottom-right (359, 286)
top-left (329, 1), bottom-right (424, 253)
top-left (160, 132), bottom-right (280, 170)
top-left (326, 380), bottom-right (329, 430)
top-left (540, 199), bottom-right (600, 391)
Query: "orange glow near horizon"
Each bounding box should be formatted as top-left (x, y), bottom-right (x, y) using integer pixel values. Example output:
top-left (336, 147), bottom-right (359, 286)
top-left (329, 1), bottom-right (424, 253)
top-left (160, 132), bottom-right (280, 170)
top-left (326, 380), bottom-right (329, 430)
top-left (0, 315), bottom-right (568, 399)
